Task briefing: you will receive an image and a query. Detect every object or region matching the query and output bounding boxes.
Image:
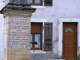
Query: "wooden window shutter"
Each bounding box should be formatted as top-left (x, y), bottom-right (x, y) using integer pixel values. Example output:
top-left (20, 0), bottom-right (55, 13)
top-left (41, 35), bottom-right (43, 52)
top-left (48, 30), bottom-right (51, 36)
top-left (44, 0), bottom-right (52, 6)
top-left (44, 22), bottom-right (53, 51)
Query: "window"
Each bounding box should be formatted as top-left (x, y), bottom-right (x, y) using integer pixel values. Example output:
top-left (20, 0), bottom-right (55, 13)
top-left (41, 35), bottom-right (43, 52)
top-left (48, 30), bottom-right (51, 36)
top-left (65, 28), bottom-right (73, 32)
top-left (27, 0), bottom-right (42, 5)
top-left (31, 33), bottom-right (42, 50)
top-left (10, 0), bottom-right (52, 6)
top-left (31, 23), bottom-right (42, 50)
top-left (31, 22), bottom-right (53, 51)
top-left (27, 0), bottom-right (52, 6)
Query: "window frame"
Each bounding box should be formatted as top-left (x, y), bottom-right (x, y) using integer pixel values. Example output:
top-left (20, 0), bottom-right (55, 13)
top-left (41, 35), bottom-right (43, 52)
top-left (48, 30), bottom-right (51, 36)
top-left (31, 33), bottom-right (42, 50)
top-left (27, 0), bottom-right (42, 6)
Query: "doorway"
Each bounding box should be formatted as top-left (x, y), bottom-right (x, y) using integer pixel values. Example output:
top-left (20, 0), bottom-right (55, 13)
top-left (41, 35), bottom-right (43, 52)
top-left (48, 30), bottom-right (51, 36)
top-left (63, 23), bottom-right (77, 60)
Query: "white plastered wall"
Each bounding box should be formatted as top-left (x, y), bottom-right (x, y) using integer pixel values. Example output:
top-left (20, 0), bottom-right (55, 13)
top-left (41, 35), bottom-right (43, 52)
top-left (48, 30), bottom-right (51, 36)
top-left (0, 18), bottom-right (4, 60)
top-left (0, 0), bottom-right (5, 60)
top-left (59, 18), bottom-right (80, 58)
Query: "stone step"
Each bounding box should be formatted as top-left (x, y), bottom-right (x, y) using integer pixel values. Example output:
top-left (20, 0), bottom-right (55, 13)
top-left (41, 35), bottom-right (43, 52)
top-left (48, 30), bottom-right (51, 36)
top-left (31, 53), bottom-right (58, 60)
top-left (31, 59), bottom-right (65, 60)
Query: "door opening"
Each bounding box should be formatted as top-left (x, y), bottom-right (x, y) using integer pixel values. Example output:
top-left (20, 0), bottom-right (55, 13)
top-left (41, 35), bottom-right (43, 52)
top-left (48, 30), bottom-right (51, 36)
top-left (63, 23), bottom-right (77, 60)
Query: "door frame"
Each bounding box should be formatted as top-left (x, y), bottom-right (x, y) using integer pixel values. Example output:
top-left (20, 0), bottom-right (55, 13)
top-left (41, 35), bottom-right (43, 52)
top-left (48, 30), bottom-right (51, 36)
top-left (59, 18), bottom-right (80, 59)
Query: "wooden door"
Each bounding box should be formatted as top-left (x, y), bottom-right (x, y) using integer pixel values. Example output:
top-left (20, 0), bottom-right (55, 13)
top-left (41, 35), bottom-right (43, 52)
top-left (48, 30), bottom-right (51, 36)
top-left (63, 23), bottom-right (77, 60)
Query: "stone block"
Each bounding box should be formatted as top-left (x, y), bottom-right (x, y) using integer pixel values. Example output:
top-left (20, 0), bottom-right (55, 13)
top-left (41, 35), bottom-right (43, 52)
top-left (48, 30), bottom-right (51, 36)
top-left (3, 11), bottom-right (32, 60)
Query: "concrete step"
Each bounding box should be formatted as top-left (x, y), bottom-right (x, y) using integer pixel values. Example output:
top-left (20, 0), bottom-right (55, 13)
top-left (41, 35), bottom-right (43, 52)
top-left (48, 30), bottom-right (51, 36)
top-left (31, 59), bottom-right (65, 60)
top-left (31, 53), bottom-right (58, 60)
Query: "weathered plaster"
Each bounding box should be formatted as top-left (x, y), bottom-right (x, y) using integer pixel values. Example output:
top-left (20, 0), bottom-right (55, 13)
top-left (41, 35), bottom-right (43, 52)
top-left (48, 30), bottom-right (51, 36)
top-left (31, 0), bottom-right (80, 57)
top-left (0, 1), bottom-right (4, 59)
top-left (0, 20), bottom-right (3, 60)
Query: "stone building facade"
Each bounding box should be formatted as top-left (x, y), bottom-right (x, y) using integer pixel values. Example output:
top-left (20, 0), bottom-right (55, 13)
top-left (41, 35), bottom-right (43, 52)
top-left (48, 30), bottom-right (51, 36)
top-left (0, 0), bottom-right (80, 60)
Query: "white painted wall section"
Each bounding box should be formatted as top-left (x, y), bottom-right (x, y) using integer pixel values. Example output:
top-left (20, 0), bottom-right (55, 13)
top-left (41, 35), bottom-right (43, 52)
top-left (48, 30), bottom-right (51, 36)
top-left (0, 0), bottom-right (4, 60)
